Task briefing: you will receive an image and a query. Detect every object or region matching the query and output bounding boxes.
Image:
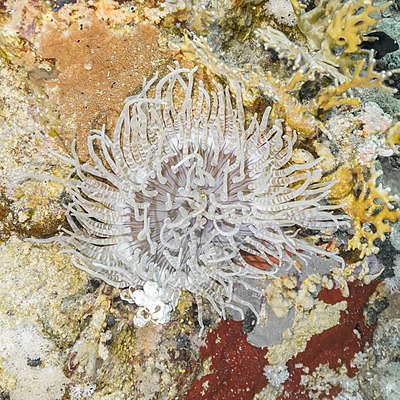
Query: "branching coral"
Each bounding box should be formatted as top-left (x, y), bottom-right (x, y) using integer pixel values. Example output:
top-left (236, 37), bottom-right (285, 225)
top-left (331, 165), bottom-right (400, 257)
top-left (256, 27), bottom-right (397, 113)
top-left (290, 0), bottom-right (391, 75)
top-left (183, 34), bottom-right (324, 137)
top-left (184, 28), bottom-right (396, 138)
top-left (181, 0), bottom-right (397, 144)
top-left (317, 53), bottom-right (394, 112)
top-left (26, 64), bottom-right (348, 330)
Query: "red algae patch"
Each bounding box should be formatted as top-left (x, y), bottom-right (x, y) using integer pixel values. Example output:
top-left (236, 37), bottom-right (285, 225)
top-left (186, 282), bottom-right (380, 400)
top-left (279, 281), bottom-right (379, 400)
top-left (37, 11), bottom-right (171, 159)
top-left (186, 320), bottom-right (268, 400)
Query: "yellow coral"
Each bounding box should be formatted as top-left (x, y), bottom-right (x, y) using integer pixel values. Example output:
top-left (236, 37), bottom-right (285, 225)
top-left (291, 0), bottom-right (390, 75)
top-left (325, 0), bottom-right (390, 55)
top-left (183, 31), bottom-right (394, 139)
top-left (317, 53), bottom-right (393, 112)
top-left (386, 122), bottom-right (400, 150)
top-left (331, 165), bottom-right (400, 257)
top-left (261, 70), bottom-right (323, 137)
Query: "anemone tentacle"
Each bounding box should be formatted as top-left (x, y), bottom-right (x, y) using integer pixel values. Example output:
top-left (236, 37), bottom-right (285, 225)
top-left (36, 63), bottom-right (349, 328)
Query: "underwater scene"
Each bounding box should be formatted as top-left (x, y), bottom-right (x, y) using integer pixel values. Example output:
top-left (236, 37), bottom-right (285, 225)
top-left (0, 0), bottom-right (400, 399)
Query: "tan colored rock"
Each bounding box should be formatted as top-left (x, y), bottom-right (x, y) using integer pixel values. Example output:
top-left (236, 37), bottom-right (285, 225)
top-left (267, 300), bottom-right (347, 365)
top-left (37, 13), bottom-right (171, 160)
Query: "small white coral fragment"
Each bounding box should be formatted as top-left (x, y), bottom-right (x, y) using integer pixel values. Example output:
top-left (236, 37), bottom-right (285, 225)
top-left (121, 281), bottom-right (174, 327)
top-left (70, 383), bottom-right (97, 400)
top-left (264, 364), bottom-right (290, 388)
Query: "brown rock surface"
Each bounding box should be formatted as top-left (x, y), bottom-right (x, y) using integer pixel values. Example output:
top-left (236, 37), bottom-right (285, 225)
top-left (38, 13), bottom-right (171, 159)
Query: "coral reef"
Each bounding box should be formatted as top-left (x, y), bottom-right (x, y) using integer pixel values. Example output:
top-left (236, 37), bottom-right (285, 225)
top-left (1, 0), bottom-right (400, 399)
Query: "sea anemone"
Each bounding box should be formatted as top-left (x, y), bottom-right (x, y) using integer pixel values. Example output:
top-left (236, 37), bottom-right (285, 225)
top-left (28, 63), bottom-right (348, 330)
